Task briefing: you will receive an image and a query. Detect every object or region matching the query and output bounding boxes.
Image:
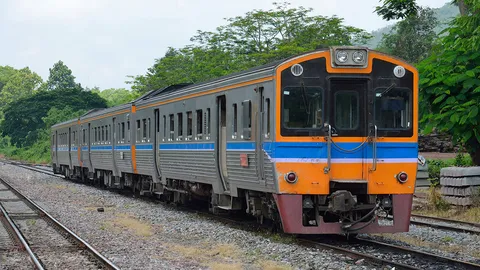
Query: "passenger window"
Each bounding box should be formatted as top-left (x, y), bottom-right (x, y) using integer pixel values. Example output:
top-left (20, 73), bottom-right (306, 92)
top-left (335, 91), bottom-right (359, 130)
top-left (169, 114), bottom-right (174, 141)
top-left (187, 111), bottom-right (192, 140)
top-left (148, 118), bottom-right (151, 140)
top-left (102, 126), bottom-right (105, 142)
top-left (196, 110), bottom-right (202, 140)
top-left (265, 98), bottom-right (271, 139)
top-left (94, 128), bottom-right (97, 143)
top-left (121, 122), bottom-right (125, 142)
top-left (232, 104), bottom-right (237, 139)
top-left (106, 126), bottom-right (109, 143)
top-left (177, 113), bottom-right (183, 140)
top-left (242, 100), bottom-right (251, 140)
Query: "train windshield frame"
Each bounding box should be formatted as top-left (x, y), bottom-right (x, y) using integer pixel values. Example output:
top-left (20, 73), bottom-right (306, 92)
top-left (374, 86), bottom-right (413, 137)
top-left (281, 86), bottom-right (324, 136)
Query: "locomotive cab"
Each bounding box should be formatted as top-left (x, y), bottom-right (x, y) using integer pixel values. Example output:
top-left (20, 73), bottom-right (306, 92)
top-left (273, 47), bottom-right (418, 234)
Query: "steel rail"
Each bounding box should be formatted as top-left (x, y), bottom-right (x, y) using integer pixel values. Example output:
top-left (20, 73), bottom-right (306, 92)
top-left (0, 177), bottom-right (119, 270)
top-left (356, 238), bottom-right (480, 270)
top-left (411, 214), bottom-right (480, 228)
top-left (0, 203), bottom-right (44, 270)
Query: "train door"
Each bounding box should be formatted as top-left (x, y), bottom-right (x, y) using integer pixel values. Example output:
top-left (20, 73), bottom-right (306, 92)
top-left (256, 86), bottom-right (266, 184)
top-left (112, 118), bottom-right (118, 176)
top-left (68, 127), bottom-right (73, 170)
top-left (328, 79), bottom-right (368, 180)
top-left (216, 95), bottom-right (229, 191)
top-left (54, 131), bottom-right (58, 167)
top-left (154, 109), bottom-right (161, 180)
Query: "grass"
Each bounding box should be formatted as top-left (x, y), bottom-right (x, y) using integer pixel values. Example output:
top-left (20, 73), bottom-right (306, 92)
top-left (103, 214), bottom-right (154, 237)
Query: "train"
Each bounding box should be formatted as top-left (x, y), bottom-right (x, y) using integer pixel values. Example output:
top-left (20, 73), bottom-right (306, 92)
top-left (51, 46), bottom-right (418, 235)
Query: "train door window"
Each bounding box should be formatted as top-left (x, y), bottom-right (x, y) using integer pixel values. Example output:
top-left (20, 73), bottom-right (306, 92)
top-left (169, 114), bottom-right (174, 141)
top-left (121, 122), bottom-right (125, 142)
top-left (117, 123), bottom-right (120, 143)
top-left (177, 113), bottom-right (183, 140)
top-left (106, 125), bottom-right (109, 143)
top-left (148, 118), bottom-right (151, 140)
top-left (232, 104), bottom-right (238, 139)
top-left (94, 128), bottom-right (97, 144)
top-left (335, 91), bottom-right (359, 130)
top-left (242, 100), bottom-right (252, 140)
top-left (127, 121), bottom-right (130, 142)
top-left (136, 120), bottom-right (141, 142)
top-left (142, 119), bottom-right (147, 141)
top-left (206, 108), bottom-right (211, 139)
top-left (196, 110), bottom-right (202, 140)
top-left (163, 115), bottom-right (166, 141)
top-left (73, 131), bottom-right (75, 146)
top-left (187, 111), bottom-right (192, 140)
top-left (265, 98), bottom-right (271, 138)
top-left (83, 129), bottom-right (86, 145)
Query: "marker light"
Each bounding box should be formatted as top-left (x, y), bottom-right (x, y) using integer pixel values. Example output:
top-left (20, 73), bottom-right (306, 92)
top-left (396, 172), bottom-right (408, 183)
top-left (336, 50), bottom-right (348, 63)
top-left (285, 172), bottom-right (298, 183)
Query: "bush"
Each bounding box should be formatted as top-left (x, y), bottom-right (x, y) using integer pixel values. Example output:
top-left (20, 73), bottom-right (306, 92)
top-left (428, 187), bottom-right (450, 211)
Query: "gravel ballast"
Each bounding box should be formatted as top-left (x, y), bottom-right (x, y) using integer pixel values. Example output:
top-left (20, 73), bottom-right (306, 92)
top-left (0, 163), bottom-right (372, 270)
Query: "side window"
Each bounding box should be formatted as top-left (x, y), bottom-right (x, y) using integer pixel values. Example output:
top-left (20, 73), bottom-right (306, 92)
top-left (232, 104), bottom-right (238, 139)
top-left (169, 114), bottom-right (174, 141)
top-left (148, 118), bottom-right (151, 140)
top-left (177, 113), bottom-right (183, 140)
top-left (242, 100), bottom-right (252, 140)
top-left (121, 122), bottom-right (125, 142)
top-left (187, 111), bottom-right (192, 140)
top-left (196, 110), bottom-right (202, 140)
top-left (94, 127), bottom-right (97, 143)
top-left (106, 125), bottom-right (109, 143)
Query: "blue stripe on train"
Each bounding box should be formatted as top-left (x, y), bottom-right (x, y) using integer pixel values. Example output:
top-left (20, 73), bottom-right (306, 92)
top-left (57, 141), bottom-right (418, 159)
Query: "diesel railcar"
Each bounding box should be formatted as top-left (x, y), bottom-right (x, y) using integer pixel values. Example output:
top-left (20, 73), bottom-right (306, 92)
top-left (51, 46), bottom-right (418, 234)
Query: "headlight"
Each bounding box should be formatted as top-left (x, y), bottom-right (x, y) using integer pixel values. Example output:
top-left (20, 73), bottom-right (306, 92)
top-left (336, 50), bottom-right (348, 63)
top-left (352, 51), bottom-right (365, 63)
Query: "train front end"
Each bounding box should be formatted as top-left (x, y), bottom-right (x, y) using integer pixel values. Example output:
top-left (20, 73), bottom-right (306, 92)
top-left (273, 47), bottom-right (418, 234)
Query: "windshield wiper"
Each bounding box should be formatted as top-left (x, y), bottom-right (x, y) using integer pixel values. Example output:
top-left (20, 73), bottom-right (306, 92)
top-left (379, 83), bottom-right (396, 97)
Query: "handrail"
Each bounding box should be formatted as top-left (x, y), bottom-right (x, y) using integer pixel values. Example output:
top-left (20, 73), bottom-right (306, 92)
top-left (370, 125), bottom-right (378, 172)
top-left (323, 124), bottom-right (332, 174)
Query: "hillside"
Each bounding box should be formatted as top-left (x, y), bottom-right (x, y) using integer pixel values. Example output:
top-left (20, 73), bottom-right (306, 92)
top-left (365, 2), bottom-right (460, 49)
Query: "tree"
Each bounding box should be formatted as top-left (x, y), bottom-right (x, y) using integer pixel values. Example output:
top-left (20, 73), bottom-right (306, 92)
top-left (0, 67), bottom-right (43, 108)
top-left (92, 88), bottom-right (140, 107)
top-left (46, 60), bottom-right (82, 91)
top-left (377, 7), bottom-right (438, 64)
top-left (1, 89), bottom-right (107, 147)
top-left (129, 2), bottom-right (372, 94)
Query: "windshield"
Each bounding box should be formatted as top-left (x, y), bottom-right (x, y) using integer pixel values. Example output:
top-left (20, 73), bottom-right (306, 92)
top-left (375, 88), bottom-right (411, 129)
top-left (282, 86), bottom-right (323, 129)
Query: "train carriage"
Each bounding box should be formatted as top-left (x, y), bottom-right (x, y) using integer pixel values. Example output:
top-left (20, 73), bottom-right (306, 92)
top-left (52, 46), bottom-right (418, 235)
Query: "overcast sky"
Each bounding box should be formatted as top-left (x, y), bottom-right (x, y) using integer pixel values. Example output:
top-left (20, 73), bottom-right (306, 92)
top-left (0, 0), bottom-right (448, 91)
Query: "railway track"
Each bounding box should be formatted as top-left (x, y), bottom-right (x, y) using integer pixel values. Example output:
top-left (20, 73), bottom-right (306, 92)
top-left (7, 161), bottom-right (480, 269)
top-left (0, 175), bottom-right (119, 270)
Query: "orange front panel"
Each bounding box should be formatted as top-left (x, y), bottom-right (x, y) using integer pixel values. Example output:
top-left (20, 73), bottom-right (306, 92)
top-left (276, 162), bottom-right (416, 195)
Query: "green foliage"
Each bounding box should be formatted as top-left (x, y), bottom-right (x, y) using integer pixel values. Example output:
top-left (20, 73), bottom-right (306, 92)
top-left (92, 88), bottom-right (139, 107)
top-left (46, 60), bottom-right (82, 91)
top-left (1, 89), bottom-right (106, 147)
top-left (377, 7), bottom-right (438, 64)
top-left (427, 159), bottom-right (446, 187)
top-left (0, 66), bottom-right (42, 108)
top-left (418, 0), bottom-right (480, 165)
top-left (129, 2), bottom-right (372, 94)
top-left (375, 0), bottom-right (419, 21)
top-left (428, 186), bottom-right (451, 211)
